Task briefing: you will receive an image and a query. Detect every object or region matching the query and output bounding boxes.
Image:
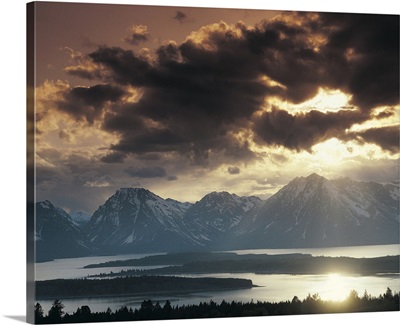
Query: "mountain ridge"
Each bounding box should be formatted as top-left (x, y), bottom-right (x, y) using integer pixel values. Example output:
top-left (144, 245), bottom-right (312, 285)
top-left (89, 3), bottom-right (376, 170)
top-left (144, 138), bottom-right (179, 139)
top-left (235, 173), bottom-right (399, 248)
top-left (35, 174), bottom-right (399, 259)
top-left (35, 200), bottom-right (94, 262)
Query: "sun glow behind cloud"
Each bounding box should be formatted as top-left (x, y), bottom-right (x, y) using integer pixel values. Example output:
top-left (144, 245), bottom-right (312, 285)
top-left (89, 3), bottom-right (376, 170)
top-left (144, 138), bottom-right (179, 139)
top-left (349, 105), bottom-right (400, 132)
top-left (311, 138), bottom-right (393, 164)
top-left (266, 87), bottom-right (353, 113)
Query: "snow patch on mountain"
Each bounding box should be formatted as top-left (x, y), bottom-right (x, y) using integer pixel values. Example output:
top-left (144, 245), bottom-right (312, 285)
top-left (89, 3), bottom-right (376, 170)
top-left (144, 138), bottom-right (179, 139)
top-left (385, 183), bottom-right (400, 201)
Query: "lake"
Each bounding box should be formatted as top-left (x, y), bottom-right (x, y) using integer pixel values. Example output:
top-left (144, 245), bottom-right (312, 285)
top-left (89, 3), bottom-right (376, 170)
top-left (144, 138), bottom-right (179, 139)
top-left (36, 244), bottom-right (400, 314)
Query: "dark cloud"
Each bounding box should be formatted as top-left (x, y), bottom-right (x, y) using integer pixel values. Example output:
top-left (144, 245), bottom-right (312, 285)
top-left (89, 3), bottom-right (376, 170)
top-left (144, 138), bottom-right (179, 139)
top-left (253, 107), bottom-right (368, 151)
top-left (373, 110), bottom-right (395, 120)
top-left (227, 166), bottom-right (240, 175)
top-left (88, 34), bottom-right (275, 164)
top-left (173, 11), bottom-right (188, 23)
top-left (167, 175), bottom-right (178, 181)
top-left (57, 84), bottom-right (126, 124)
top-left (353, 125), bottom-right (399, 154)
top-left (89, 47), bottom-right (151, 86)
top-left (242, 17), bottom-right (324, 104)
top-left (60, 12), bottom-right (398, 162)
top-left (257, 12), bottom-right (398, 109)
top-left (156, 42), bottom-right (182, 64)
top-left (124, 166), bottom-right (167, 178)
top-left (136, 153), bottom-right (162, 161)
top-left (110, 127), bottom-right (187, 154)
top-left (319, 13), bottom-right (399, 110)
top-left (100, 152), bottom-right (127, 164)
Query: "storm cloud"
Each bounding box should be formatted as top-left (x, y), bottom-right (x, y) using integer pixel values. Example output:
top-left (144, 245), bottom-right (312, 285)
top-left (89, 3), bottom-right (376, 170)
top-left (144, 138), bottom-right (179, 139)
top-left (353, 126), bottom-right (400, 154)
top-left (318, 13), bottom-right (399, 110)
top-left (57, 84), bottom-right (126, 124)
top-left (100, 152), bottom-right (127, 164)
top-left (253, 107), bottom-right (368, 151)
top-left (61, 12), bottom-right (398, 163)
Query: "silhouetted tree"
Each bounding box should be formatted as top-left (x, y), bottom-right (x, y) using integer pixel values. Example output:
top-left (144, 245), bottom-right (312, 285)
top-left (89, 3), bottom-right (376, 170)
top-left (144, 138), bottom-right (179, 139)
top-left (347, 290), bottom-right (359, 301)
top-left (384, 287), bottom-right (393, 300)
top-left (115, 305), bottom-right (133, 321)
top-left (162, 300), bottom-right (172, 318)
top-left (75, 305), bottom-right (91, 322)
top-left (141, 299), bottom-right (154, 312)
top-left (362, 290), bottom-right (371, 301)
top-left (139, 300), bottom-right (155, 319)
top-left (48, 299), bottom-right (64, 323)
top-left (163, 300), bottom-right (172, 311)
top-left (34, 303), bottom-right (44, 323)
top-left (290, 296), bottom-right (301, 314)
top-left (291, 296), bottom-right (300, 304)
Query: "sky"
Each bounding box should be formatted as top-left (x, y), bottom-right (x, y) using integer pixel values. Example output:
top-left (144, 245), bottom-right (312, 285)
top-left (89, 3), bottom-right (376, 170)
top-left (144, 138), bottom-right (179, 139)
top-left (31, 1), bottom-right (399, 214)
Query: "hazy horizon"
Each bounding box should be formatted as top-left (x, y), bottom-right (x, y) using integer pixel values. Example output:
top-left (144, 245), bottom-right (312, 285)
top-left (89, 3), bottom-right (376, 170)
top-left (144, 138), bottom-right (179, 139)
top-left (38, 172), bottom-right (398, 215)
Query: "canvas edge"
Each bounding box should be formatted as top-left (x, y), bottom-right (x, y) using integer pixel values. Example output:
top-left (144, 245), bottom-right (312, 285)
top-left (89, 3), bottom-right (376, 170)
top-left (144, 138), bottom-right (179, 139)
top-left (22, 2), bottom-right (400, 324)
top-left (27, 2), bottom-right (36, 324)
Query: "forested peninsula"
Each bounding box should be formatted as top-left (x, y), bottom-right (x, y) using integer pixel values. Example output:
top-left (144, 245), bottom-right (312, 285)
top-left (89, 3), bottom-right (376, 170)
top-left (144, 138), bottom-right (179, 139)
top-left (84, 252), bottom-right (400, 278)
top-left (36, 276), bottom-right (253, 299)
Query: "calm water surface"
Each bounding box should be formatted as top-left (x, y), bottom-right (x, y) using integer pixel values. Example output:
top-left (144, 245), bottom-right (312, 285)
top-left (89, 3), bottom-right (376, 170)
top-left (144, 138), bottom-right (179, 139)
top-left (35, 252), bottom-right (164, 281)
top-left (36, 244), bottom-right (400, 314)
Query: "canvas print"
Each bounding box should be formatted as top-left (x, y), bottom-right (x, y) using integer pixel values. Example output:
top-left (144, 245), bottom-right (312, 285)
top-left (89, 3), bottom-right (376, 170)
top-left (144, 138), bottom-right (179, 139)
top-left (27, 1), bottom-right (400, 323)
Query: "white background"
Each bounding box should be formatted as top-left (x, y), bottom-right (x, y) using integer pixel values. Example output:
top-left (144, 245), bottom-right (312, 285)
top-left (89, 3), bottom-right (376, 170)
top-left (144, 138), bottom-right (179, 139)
top-left (0, 0), bottom-right (398, 324)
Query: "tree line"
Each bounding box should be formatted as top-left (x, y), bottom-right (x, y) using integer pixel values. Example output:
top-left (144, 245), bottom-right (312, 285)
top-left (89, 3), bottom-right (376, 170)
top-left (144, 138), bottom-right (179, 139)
top-left (35, 288), bottom-right (399, 323)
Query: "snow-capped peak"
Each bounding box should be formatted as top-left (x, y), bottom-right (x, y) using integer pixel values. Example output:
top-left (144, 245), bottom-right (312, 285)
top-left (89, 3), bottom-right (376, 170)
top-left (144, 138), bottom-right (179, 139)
top-left (38, 200), bottom-right (54, 209)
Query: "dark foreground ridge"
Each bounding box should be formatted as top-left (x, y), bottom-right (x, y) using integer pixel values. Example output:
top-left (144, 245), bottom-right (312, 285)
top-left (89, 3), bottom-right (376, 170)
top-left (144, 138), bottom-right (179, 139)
top-left (35, 288), bottom-right (399, 323)
top-left (36, 276), bottom-right (253, 299)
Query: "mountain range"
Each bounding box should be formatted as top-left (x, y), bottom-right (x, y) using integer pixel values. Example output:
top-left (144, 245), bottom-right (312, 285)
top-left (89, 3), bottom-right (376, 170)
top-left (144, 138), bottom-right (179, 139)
top-left (35, 174), bottom-right (399, 261)
top-left (35, 201), bottom-right (94, 262)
